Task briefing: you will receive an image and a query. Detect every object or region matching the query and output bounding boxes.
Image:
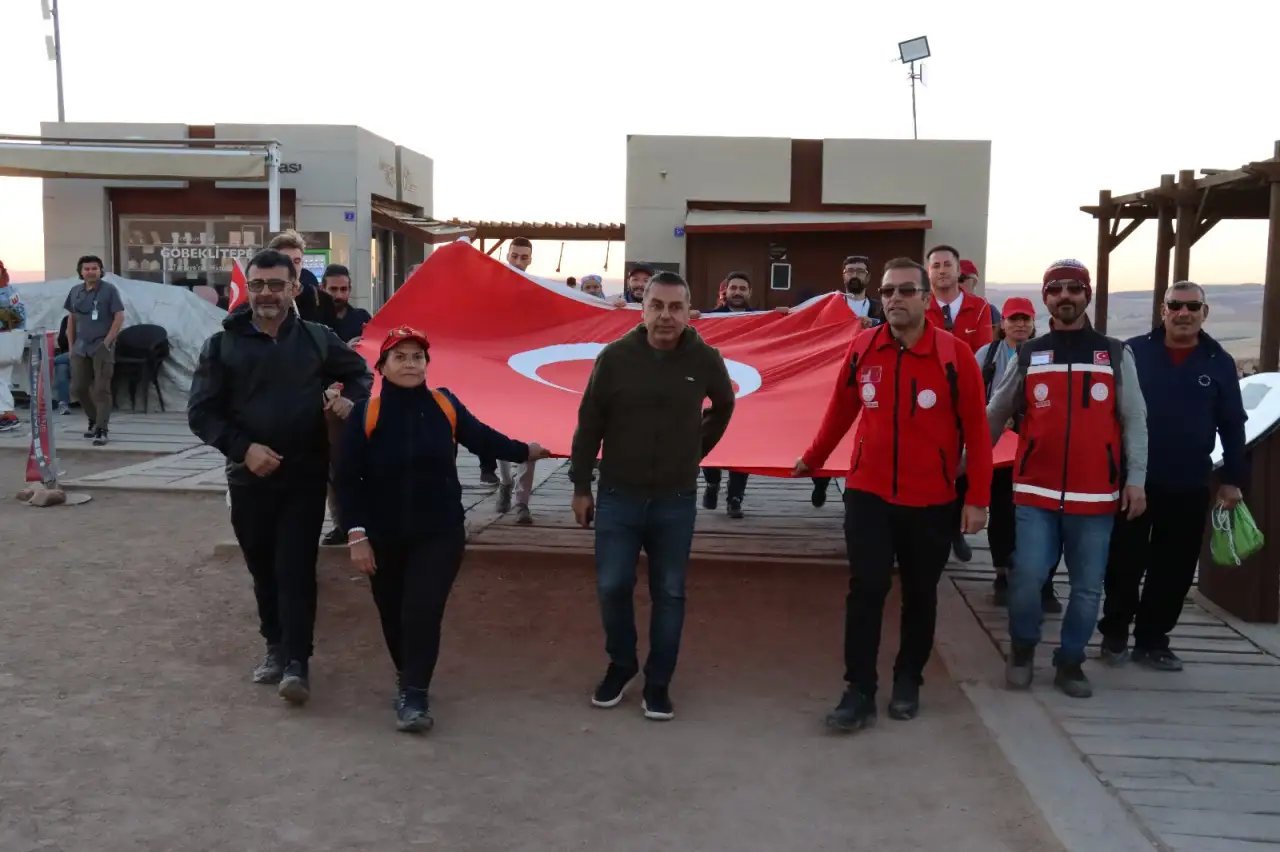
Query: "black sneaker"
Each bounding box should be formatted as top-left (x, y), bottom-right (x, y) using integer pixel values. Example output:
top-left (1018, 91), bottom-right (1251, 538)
top-left (278, 660), bottom-right (311, 705)
top-left (1006, 643), bottom-right (1035, 690)
top-left (479, 469), bottom-right (500, 485)
top-left (952, 533), bottom-right (972, 563)
top-left (321, 528), bottom-right (347, 547)
top-left (495, 483), bottom-right (513, 514)
top-left (1099, 636), bottom-right (1129, 666)
top-left (1041, 586), bottom-right (1063, 614)
top-left (83, 421), bottom-right (96, 438)
top-left (642, 683), bottom-right (675, 721)
top-left (992, 574), bottom-right (1009, 607)
top-left (1132, 648), bottom-right (1183, 672)
top-left (702, 486), bottom-right (719, 510)
top-left (92, 428), bottom-right (108, 447)
top-left (887, 676), bottom-right (921, 721)
top-left (811, 481), bottom-right (828, 508)
top-left (396, 687), bottom-right (434, 733)
top-left (251, 644), bottom-right (286, 684)
top-left (726, 497), bottom-right (744, 519)
top-left (590, 663), bottom-right (638, 708)
top-left (826, 687), bottom-right (876, 732)
top-left (1053, 662), bottom-right (1093, 698)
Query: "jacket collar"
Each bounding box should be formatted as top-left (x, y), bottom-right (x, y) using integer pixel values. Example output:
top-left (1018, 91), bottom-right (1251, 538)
top-left (1142, 324), bottom-right (1225, 358)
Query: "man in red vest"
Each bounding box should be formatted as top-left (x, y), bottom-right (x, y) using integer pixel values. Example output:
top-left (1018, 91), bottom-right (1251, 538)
top-left (794, 257), bottom-right (992, 732)
top-left (924, 245), bottom-right (994, 564)
top-left (986, 259), bottom-right (1148, 699)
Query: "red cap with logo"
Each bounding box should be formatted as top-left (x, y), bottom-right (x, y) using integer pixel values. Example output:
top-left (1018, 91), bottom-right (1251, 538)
top-left (959, 259), bottom-right (979, 278)
top-left (1002, 297), bottom-right (1036, 319)
top-left (378, 325), bottom-right (431, 362)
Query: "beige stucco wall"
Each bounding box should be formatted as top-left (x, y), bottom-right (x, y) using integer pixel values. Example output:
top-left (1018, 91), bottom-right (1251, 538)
top-left (625, 135), bottom-right (992, 285)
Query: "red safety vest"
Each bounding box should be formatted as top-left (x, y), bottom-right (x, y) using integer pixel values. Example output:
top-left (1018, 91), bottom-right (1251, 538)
top-left (1012, 332), bottom-right (1125, 515)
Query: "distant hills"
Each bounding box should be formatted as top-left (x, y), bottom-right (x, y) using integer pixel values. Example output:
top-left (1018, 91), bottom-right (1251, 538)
top-left (985, 283), bottom-right (1265, 361)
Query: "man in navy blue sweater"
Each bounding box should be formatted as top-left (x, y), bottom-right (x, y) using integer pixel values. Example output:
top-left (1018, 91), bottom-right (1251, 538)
top-left (1099, 281), bottom-right (1247, 671)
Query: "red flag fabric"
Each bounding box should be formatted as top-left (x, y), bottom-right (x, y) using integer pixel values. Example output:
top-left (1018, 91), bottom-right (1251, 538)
top-left (362, 242), bottom-right (1015, 477)
top-left (227, 258), bottom-right (247, 311)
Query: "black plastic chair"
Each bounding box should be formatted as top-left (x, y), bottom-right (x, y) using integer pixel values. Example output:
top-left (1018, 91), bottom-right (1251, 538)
top-left (112, 324), bottom-right (170, 413)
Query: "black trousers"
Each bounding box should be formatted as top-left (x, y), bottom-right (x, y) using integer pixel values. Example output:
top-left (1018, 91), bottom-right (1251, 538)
top-left (368, 527), bottom-right (468, 691)
top-left (229, 482), bottom-right (327, 663)
top-left (989, 467), bottom-right (1016, 568)
top-left (842, 489), bottom-right (952, 695)
top-left (1100, 485), bottom-right (1211, 652)
top-left (701, 467), bottom-right (749, 500)
top-left (951, 474), bottom-right (970, 542)
top-left (478, 455), bottom-right (496, 474)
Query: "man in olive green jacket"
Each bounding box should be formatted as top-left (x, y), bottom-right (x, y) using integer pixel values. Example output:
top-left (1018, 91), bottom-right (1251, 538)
top-left (570, 271), bottom-right (736, 721)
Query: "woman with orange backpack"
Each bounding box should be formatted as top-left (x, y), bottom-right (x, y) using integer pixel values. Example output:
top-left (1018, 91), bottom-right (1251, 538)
top-left (335, 325), bottom-right (550, 733)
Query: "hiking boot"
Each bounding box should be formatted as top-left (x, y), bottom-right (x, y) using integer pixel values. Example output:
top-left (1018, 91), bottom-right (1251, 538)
top-left (826, 687), bottom-right (876, 732)
top-left (726, 497), bottom-right (744, 519)
top-left (83, 421), bottom-right (96, 438)
top-left (1041, 586), bottom-right (1063, 614)
top-left (1054, 662), bottom-right (1093, 698)
top-left (1132, 648), bottom-right (1184, 672)
top-left (642, 683), bottom-right (675, 721)
top-left (887, 676), bottom-right (921, 721)
top-left (590, 663), bottom-right (638, 708)
top-left (495, 482), bottom-right (513, 514)
top-left (952, 533), bottom-right (972, 563)
top-left (811, 481), bottom-right (828, 508)
top-left (514, 504), bottom-right (533, 525)
top-left (702, 486), bottom-right (719, 510)
top-left (1099, 636), bottom-right (1129, 667)
top-left (479, 468), bottom-right (500, 486)
top-left (992, 574), bottom-right (1009, 607)
top-left (395, 687), bottom-right (434, 733)
top-left (278, 660), bottom-right (311, 706)
top-left (251, 644), bottom-right (287, 684)
top-left (1006, 643), bottom-right (1035, 690)
top-left (321, 528), bottom-right (347, 547)
top-left (92, 428), bottom-right (108, 447)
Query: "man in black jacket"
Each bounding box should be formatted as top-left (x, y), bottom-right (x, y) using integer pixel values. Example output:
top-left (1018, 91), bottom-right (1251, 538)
top-left (188, 249), bottom-right (372, 707)
top-left (701, 271), bottom-right (755, 517)
top-left (267, 230), bottom-right (339, 329)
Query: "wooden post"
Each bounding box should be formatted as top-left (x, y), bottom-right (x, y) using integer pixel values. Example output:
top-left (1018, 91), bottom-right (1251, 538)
top-left (1260, 141), bottom-right (1280, 373)
top-left (1172, 169), bottom-right (1197, 283)
top-left (1151, 174), bottom-right (1176, 328)
top-left (1094, 190), bottom-right (1112, 332)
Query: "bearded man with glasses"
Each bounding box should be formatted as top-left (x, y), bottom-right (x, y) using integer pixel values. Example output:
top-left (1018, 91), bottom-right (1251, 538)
top-left (188, 249), bottom-right (372, 708)
top-left (986, 259), bottom-right (1148, 699)
top-left (1097, 281), bottom-right (1246, 672)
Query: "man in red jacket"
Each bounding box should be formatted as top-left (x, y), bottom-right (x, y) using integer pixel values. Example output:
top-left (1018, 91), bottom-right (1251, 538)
top-left (794, 257), bottom-right (993, 732)
top-left (925, 245), bottom-right (994, 565)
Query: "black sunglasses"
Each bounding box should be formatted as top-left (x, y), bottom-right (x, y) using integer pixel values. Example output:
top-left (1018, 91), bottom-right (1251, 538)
top-left (246, 279), bottom-right (291, 293)
top-left (1166, 299), bottom-right (1204, 313)
top-left (1043, 282), bottom-right (1087, 295)
top-left (880, 284), bottom-right (922, 298)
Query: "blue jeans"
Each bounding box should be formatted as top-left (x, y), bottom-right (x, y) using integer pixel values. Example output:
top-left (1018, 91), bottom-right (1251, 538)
top-left (54, 353), bottom-right (71, 406)
top-left (1010, 506), bottom-right (1115, 665)
top-left (594, 486), bottom-right (698, 686)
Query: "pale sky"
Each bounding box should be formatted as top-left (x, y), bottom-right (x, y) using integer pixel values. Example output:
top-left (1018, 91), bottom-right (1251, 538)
top-left (1, 0), bottom-right (1276, 288)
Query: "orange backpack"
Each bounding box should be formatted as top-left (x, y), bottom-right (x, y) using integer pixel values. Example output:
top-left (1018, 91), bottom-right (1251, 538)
top-left (363, 389), bottom-right (457, 444)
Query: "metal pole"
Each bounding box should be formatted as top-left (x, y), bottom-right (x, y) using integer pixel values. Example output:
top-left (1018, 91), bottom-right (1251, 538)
top-left (910, 61), bottom-right (918, 140)
top-left (52, 0), bottom-right (65, 122)
top-left (267, 142), bottom-right (281, 232)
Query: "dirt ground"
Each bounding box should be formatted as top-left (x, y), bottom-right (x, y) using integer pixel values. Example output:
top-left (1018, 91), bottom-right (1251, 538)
top-left (0, 450), bottom-right (1064, 852)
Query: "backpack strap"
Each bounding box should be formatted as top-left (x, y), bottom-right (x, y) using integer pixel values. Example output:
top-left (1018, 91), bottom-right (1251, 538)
top-left (980, 341), bottom-right (1001, 399)
top-left (363, 389), bottom-right (457, 444)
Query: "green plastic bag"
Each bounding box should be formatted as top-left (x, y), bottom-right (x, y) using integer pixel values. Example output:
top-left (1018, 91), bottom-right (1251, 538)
top-left (1210, 502), bottom-right (1265, 566)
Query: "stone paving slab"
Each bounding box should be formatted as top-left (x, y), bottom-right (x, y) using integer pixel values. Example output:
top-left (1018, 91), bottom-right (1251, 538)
top-left (0, 411), bottom-right (201, 455)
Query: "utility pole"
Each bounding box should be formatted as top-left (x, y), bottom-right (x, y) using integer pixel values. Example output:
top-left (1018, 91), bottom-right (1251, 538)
top-left (42, 0), bottom-right (65, 122)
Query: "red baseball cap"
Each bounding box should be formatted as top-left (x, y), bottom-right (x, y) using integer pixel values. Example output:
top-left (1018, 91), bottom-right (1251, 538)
top-left (959, 259), bottom-right (979, 278)
top-left (1002, 297), bottom-right (1036, 318)
top-left (378, 325), bottom-right (430, 361)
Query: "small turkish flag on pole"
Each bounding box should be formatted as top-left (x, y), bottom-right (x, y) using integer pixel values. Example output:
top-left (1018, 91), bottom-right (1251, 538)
top-left (227, 258), bottom-right (248, 311)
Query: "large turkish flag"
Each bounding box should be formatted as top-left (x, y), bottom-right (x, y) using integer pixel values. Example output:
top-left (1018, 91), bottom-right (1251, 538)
top-left (360, 241), bottom-right (1015, 477)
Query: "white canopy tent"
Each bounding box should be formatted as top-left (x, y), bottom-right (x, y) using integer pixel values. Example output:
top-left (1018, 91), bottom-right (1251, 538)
top-left (0, 134), bottom-right (283, 230)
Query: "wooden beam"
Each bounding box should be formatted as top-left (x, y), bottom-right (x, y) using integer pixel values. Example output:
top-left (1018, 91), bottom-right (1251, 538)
top-left (1259, 140), bottom-right (1280, 373)
top-left (485, 239), bottom-right (506, 257)
top-left (1151, 174), bottom-right (1176, 328)
top-left (1095, 190), bottom-right (1112, 332)
top-left (1172, 169), bottom-right (1197, 283)
top-left (1110, 218), bottom-right (1144, 250)
top-left (1191, 216), bottom-right (1221, 246)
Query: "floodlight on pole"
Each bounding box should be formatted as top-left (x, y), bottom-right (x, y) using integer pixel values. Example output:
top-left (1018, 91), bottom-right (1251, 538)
top-left (39, 0), bottom-right (66, 122)
top-left (897, 36), bottom-right (930, 140)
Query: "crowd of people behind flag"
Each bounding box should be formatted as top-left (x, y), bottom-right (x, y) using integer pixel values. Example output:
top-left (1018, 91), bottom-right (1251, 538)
top-left (177, 230), bottom-right (1248, 736)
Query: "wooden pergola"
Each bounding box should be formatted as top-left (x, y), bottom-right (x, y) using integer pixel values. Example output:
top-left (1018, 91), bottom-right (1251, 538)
top-left (445, 220), bottom-right (625, 260)
top-left (1081, 140), bottom-right (1280, 370)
